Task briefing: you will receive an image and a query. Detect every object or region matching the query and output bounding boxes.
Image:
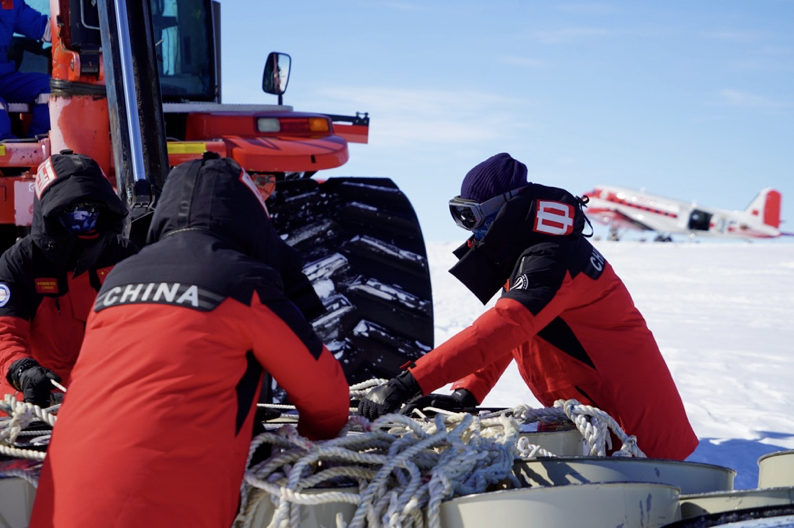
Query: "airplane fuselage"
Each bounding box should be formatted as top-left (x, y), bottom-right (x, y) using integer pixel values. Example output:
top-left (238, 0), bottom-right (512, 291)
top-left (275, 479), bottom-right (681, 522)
top-left (583, 185), bottom-right (782, 239)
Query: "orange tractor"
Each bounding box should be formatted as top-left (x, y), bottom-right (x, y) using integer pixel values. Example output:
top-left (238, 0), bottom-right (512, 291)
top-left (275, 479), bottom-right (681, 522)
top-left (0, 0), bottom-right (433, 387)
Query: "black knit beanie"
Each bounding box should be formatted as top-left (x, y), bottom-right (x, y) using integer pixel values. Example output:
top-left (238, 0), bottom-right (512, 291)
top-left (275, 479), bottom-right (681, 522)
top-left (460, 153), bottom-right (528, 203)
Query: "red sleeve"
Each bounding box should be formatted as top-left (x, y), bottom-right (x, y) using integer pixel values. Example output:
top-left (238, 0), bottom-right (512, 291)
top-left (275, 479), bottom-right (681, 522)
top-left (248, 298), bottom-right (349, 441)
top-left (450, 354), bottom-right (512, 404)
top-left (411, 272), bottom-right (573, 396)
top-left (0, 315), bottom-right (33, 383)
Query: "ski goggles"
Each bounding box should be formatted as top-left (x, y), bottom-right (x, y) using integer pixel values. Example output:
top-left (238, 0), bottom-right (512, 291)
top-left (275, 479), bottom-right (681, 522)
top-left (448, 187), bottom-right (525, 230)
top-left (59, 202), bottom-right (101, 235)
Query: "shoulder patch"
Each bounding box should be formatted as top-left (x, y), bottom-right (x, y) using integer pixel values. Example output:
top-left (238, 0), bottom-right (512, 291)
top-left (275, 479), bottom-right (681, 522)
top-left (34, 158), bottom-right (59, 200)
top-left (0, 284), bottom-right (10, 307)
top-left (534, 200), bottom-right (575, 236)
top-left (510, 274), bottom-right (529, 291)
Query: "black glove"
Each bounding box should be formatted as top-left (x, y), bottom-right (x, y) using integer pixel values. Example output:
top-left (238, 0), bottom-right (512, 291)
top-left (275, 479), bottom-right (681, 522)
top-left (358, 370), bottom-right (421, 420)
top-left (6, 358), bottom-right (61, 408)
top-left (402, 388), bottom-right (478, 416)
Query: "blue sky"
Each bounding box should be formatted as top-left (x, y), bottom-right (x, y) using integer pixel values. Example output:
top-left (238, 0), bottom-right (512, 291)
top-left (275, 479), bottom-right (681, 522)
top-left (220, 1), bottom-right (793, 242)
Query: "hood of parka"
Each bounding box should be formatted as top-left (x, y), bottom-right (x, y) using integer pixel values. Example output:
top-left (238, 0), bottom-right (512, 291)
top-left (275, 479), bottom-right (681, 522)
top-left (146, 156), bottom-right (300, 276)
top-left (449, 183), bottom-right (589, 304)
top-left (31, 154), bottom-right (129, 272)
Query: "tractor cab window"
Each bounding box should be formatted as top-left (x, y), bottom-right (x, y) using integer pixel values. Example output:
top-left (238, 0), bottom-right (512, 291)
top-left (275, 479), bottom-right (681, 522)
top-left (150, 0), bottom-right (215, 102)
top-left (688, 209), bottom-right (712, 231)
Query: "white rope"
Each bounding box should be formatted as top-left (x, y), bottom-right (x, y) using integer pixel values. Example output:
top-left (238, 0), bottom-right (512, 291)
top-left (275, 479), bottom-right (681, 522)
top-left (233, 411), bottom-right (520, 528)
top-left (493, 398), bottom-right (646, 458)
top-left (348, 379), bottom-right (387, 401)
top-left (257, 403), bottom-right (299, 411)
top-left (0, 443), bottom-right (46, 461)
top-left (234, 383), bottom-right (647, 528)
top-left (552, 399), bottom-right (645, 458)
top-left (0, 394), bottom-right (58, 487)
top-left (0, 394), bottom-right (58, 449)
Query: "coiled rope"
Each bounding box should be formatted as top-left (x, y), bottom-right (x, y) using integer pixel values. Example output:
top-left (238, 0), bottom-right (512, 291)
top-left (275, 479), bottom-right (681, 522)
top-left (235, 410), bottom-right (520, 528)
top-left (234, 381), bottom-right (646, 528)
top-left (0, 394), bottom-right (57, 460)
top-left (480, 398), bottom-right (646, 458)
top-left (0, 394), bottom-right (58, 486)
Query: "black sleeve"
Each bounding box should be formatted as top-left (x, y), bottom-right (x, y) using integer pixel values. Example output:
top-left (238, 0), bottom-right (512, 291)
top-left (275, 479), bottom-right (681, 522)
top-left (501, 241), bottom-right (570, 316)
top-left (0, 247), bottom-right (36, 321)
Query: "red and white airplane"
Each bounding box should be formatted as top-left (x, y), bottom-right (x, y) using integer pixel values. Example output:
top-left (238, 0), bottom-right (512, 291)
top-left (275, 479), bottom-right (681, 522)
top-left (582, 186), bottom-right (792, 241)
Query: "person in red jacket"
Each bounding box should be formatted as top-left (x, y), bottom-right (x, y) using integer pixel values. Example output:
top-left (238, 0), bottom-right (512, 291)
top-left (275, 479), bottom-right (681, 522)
top-left (359, 153), bottom-right (698, 461)
top-left (0, 150), bottom-right (137, 407)
top-left (30, 154), bottom-right (350, 528)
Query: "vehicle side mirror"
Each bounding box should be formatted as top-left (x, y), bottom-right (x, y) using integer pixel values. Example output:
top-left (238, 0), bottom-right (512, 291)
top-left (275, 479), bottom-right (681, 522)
top-left (262, 52), bottom-right (291, 103)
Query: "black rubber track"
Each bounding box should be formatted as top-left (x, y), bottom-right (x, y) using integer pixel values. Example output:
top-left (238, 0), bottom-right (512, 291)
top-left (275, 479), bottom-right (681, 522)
top-left (266, 177), bottom-right (434, 387)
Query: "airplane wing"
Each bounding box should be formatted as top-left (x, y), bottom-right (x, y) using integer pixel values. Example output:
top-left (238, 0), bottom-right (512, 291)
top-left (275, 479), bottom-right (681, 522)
top-left (586, 208), bottom-right (655, 232)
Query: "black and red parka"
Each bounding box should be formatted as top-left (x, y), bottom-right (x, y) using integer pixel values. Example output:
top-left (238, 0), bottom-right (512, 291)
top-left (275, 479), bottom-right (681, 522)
top-left (409, 183), bottom-right (698, 460)
top-left (30, 157), bottom-right (350, 528)
top-left (0, 155), bottom-right (137, 399)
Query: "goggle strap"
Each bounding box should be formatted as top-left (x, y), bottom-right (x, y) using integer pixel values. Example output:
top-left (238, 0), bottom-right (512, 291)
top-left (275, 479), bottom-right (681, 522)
top-left (478, 186), bottom-right (525, 218)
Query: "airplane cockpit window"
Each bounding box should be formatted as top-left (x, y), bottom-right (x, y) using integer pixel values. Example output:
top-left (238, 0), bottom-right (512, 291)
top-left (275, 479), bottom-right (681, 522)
top-left (688, 210), bottom-right (713, 231)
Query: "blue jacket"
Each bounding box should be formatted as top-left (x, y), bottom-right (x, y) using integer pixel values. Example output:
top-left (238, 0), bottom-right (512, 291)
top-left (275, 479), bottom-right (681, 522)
top-left (0, 0), bottom-right (48, 76)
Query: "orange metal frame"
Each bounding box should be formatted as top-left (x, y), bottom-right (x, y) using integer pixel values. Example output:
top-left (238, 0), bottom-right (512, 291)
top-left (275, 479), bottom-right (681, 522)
top-left (0, 1), bottom-right (369, 227)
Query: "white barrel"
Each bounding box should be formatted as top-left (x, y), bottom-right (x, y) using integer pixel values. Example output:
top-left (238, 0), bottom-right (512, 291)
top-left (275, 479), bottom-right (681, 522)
top-left (512, 456), bottom-right (735, 494)
top-left (438, 482), bottom-right (680, 528)
top-left (245, 488), bottom-right (358, 527)
top-left (713, 517), bottom-right (794, 527)
top-left (680, 487), bottom-right (794, 519)
top-left (519, 428), bottom-right (587, 456)
top-left (0, 477), bottom-right (36, 528)
top-left (668, 506), bottom-right (794, 527)
top-left (758, 450), bottom-right (794, 488)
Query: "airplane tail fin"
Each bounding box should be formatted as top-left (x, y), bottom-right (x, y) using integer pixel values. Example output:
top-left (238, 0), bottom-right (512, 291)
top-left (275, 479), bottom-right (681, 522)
top-left (745, 188), bottom-right (782, 229)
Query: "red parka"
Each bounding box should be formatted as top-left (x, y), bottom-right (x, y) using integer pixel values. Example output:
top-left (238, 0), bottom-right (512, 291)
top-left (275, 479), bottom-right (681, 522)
top-left (410, 184), bottom-right (698, 460)
top-left (30, 157), bottom-right (350, 528)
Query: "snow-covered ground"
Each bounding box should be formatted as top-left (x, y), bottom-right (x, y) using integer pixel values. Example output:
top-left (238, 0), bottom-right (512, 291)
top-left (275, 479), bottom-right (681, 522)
top-left (426, 239), bottom-right (794, 490)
